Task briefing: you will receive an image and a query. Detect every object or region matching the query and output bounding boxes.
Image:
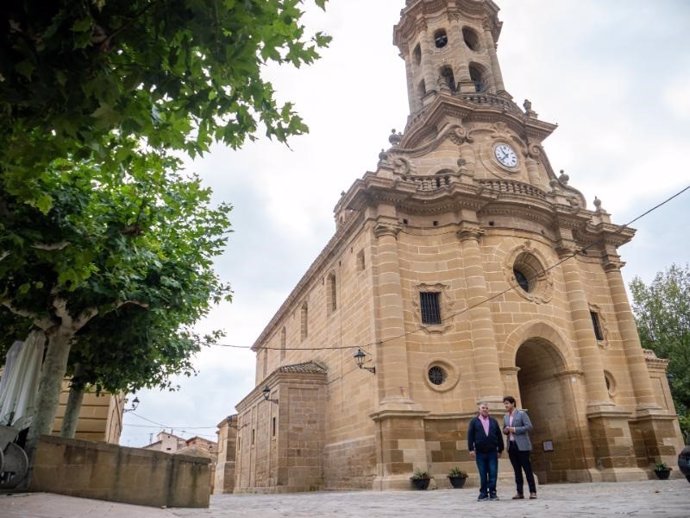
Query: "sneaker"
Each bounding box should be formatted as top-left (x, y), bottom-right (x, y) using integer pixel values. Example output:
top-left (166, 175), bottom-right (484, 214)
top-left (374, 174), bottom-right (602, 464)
top-left (490, 494), bottom-right (499, 501)
top-left (512, 494), bottom-right (525, 500)
top-left (529, 493), bottom-right (537, 499)
top-left (478, 494), bottom-right (489, 501)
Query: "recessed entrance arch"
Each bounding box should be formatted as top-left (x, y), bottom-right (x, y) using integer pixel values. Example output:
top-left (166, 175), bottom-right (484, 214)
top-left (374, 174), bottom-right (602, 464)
top-left (515, 338), bottom-right (587, 483)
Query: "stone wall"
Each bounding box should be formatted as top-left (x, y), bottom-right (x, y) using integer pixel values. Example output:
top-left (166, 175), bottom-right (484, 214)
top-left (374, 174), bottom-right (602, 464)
top-left (30, 435), bottom-right (210, 508)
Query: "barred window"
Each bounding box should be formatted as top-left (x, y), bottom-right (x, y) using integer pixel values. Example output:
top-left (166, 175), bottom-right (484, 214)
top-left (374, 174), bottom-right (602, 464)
top-left (420, 292), bottom-right (442, 325)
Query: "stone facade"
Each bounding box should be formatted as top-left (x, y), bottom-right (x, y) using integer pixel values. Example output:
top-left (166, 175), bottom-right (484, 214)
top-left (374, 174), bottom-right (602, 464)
top-left (31, 435), bottom-right (211, 508)
top-left (51, 381), bottom-right (123, 443)
top-left (233, 0), bottom-right (685, 491)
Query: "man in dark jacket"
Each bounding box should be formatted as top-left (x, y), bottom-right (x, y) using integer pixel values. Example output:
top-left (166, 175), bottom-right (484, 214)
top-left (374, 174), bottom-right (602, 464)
top-left (467, 401), bottom-right (504, 501)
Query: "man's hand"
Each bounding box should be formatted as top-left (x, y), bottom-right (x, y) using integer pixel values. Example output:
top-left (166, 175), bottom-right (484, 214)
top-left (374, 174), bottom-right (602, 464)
top-left (470, 451), bottom-right (475, 458)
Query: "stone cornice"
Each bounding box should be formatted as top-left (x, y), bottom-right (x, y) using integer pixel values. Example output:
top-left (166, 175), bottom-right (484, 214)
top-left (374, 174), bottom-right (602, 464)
top-left (401, 95), bottom-right (557, 149)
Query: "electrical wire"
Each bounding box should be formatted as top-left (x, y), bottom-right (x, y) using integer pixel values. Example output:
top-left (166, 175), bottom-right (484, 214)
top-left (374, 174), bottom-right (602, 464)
top-left (210, 184), bottom-right (690, 353)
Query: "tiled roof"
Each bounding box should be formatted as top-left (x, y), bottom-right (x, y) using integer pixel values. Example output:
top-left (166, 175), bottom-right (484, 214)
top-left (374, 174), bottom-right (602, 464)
top-left (277, 361), bottom-right (327, 374)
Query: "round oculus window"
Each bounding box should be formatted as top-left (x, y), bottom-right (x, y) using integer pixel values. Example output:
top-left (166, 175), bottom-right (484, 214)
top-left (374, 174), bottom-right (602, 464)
top-left (428, 366), bottom-right (447, 386)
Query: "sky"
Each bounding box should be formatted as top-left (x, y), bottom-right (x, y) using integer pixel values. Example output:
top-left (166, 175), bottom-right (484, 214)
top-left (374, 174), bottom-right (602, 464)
top-left (119, 0), bottom-right (690, 447)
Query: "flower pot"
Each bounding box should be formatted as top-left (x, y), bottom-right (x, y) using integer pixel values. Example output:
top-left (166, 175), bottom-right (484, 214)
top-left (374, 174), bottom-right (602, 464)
top-left (678, 445), bottom-right (690, 483)
top-left (654, 468), bottom-right (671, 480)
top-left (448, 476), bottom-right (467, 489)
top-left (411, 478), bottom-right (431, 490)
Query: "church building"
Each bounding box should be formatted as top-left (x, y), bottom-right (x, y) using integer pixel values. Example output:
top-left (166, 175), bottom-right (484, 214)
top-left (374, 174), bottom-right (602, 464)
top-left (229, 0), bottom-right (684, 492)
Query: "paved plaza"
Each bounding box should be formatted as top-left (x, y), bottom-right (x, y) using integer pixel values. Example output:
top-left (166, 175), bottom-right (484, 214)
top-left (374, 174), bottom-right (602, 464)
top-left (2, 479), bottom-right (689, 518)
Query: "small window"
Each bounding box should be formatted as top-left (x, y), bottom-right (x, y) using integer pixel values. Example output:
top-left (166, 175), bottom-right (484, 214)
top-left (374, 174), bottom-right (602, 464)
top-left (357, 250), bottom-right (365, 271)
top-left (280, 327), bottom-right (286, 361)
top-left (428, 366), bottom-right (447, 385)
top-left (327, 272), bottom-right (337, 313)
top-left (300, 302), bottom-right (308, 340)
top-left (590, 311), bottom-right (604, 341)
top-left (418, 79), bottom-right (426, 100)
top-left (413, 43), bottom-right (422, 65)
top-left (462, 27), bottom-right (480, 51)
top-left (420, 292), bottom-right (442, 325)
top-left (434, 29), bottom-right (448, 48)
top-left (272, 417), bottom-right (276, 437)
top-left (251, 429), bottom-right (255, 445)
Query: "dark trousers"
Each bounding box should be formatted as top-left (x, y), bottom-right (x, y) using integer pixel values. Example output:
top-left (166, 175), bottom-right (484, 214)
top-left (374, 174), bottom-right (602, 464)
top-left (475, 451), bottom-right (498, 497)
top-left (508, 441), bottom-right (536, 494)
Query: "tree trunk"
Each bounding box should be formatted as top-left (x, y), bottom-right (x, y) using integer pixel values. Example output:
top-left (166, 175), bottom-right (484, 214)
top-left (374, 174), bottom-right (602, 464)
top-left (25, 328), bottom-right (74, 460)
top-left (60, 363), bottom-right (85, 439)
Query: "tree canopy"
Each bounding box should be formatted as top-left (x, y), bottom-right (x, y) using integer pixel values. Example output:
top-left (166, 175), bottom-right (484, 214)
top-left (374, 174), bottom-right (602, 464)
top-left (1, 0), bottom-right (330, 206)
top-left (1, 0), bottom-right (330, 452)
top-left (630, 264), bottom-right (690, 437)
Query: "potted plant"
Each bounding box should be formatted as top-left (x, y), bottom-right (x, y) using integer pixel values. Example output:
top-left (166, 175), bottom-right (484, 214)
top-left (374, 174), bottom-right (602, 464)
top-left (654, 462), bottom-right (672, 480)
top-left (448, 466), bottom-right (468, 488)
top-left (410, 468), bottom-right (432, 490)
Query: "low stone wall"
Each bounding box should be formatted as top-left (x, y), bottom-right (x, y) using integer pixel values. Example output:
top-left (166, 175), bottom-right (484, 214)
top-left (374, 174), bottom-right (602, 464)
top-left (30, 435), bottom-right (210, 508)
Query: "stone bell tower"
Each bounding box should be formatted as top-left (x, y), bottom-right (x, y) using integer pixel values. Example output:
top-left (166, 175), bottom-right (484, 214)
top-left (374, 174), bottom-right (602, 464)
top-left (237, 0), bottom-right (684, 494)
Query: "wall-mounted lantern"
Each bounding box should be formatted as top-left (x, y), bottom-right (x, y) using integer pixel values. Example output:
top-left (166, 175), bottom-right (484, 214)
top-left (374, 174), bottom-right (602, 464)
top-left (262, 386), bottom-right (279, 404)
top-left (123, 396), bottom-right (140, 413)
top-left (353, 348), bottom-right (376, 374)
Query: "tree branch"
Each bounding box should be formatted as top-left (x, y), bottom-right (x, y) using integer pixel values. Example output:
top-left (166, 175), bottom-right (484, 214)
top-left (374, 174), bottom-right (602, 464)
top-left (1, 298), bottom-right (52, 330)
top-left (32, 242), bottom-right (70, 251)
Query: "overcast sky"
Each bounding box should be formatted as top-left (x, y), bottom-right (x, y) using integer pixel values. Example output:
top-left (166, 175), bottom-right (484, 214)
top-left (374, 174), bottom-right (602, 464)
top-left (120, 0), bottom-right (690, 447)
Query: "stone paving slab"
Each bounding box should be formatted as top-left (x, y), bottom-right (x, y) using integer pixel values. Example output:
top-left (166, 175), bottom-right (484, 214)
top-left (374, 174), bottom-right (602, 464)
top-left (2, 480), bottom-right (689, 518)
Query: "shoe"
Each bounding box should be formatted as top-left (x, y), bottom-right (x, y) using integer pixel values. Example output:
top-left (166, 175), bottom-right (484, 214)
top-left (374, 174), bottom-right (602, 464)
top-left (490, 494), bottom-right (499, 501)
top-left (478, 494), bottom-right (489, 501)
top-left (529, 493), bottom-right (537, 499)
top-left (512, 494), bottom-right (525, 500)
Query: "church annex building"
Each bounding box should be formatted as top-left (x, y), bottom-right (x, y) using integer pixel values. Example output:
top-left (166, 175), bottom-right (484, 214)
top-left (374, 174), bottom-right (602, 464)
top-left (216, 0), bottom-right (684, 493)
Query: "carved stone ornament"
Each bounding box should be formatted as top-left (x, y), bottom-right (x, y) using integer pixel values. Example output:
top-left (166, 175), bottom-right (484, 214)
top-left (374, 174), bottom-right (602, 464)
top-left (373, 223), bottom-right (401, 239)
top-left (448, 125), bottom-right (472, 145)
top-left (392, 156), bottom-right (412, 176)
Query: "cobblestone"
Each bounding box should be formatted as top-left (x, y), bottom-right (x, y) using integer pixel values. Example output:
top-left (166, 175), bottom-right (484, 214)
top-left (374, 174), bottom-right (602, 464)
top-left (2, 479), bottom-right (689, 518)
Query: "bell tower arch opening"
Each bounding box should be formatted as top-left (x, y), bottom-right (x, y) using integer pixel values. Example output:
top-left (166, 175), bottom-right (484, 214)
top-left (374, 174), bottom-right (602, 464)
top-left (515, 338), bottom-right (586, 484)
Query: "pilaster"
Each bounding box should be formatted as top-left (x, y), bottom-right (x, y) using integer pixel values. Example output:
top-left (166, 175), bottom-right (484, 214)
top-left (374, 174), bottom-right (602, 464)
top-left (372, 221), bottom-right (416, 410)
top-left (457, 222), bottom-right (502, 405)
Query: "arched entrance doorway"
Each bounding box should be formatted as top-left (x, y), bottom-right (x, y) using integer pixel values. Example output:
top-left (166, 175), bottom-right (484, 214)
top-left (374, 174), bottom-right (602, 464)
top-left (515, 338), bottom-right (586, 483)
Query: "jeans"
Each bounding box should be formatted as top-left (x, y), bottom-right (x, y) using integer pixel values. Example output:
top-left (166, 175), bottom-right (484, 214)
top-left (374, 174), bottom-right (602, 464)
top-left (508, 441), bottom-right (537, 494)
top-left (475, 451), bottom-right (499, 497)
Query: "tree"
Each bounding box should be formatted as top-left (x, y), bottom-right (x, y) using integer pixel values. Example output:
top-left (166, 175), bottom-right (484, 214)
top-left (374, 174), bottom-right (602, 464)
top-left (1, 0), bottom-right (330, 206)
top-left (1, 0), bottom-right (330, 454)
top-left (630, 264), bottom-right (690, 438)
top-left (0, 159), bottom-right (232, 455)
top-left (59, 301), bottom-right (223, 437)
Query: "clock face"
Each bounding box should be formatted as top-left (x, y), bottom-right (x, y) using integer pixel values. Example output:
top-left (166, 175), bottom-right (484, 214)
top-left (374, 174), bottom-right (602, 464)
top-left (494, 143), bottom-right (518, 169)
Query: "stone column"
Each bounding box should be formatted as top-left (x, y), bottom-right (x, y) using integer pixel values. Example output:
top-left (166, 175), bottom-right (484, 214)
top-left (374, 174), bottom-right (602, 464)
top-left (449, 14), bottom-right (471, 85)
top-left (482, 21), bottom-right (505, 94)
top-left (373, 222), bottom-right (414, 407)
top-left (457, 223), bottom-right (502, 404)
top-left (557, 246), bottom-right (612, 410)
top-left (420, 30), bottom-right (437, 97)
top-left (603, 260), bottom-right (659, 411)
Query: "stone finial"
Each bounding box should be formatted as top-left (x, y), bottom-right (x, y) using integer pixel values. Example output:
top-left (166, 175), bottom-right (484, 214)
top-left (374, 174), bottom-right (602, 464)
top-left (389, 129), bottom-right (402, 146)
top-left (378, 149), bottom-right (388, 162)
top-left (523, 99), bottom-right (538, 118)
top-left (558, 170), bottom-right (570, 185)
